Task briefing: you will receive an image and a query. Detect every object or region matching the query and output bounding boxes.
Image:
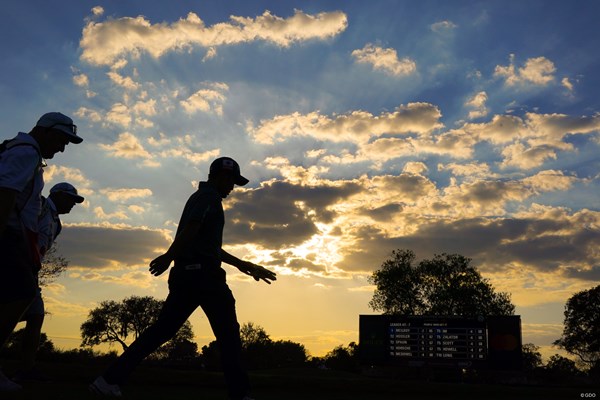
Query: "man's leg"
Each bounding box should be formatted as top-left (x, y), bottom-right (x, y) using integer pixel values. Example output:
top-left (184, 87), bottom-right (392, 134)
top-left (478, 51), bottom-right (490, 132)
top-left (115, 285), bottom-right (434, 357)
top-left (0, 230), bottom-right (37, 350)
top-left (19, 293), bottom-right (44, 372)
top-left (20, 313), bottom-right (44, 371)
top-left (201, 284), bottom-right (250, 400)
top-left (0, 298), bottom-right (32, 391)
top-left (0, 299), bottom-right (33, 349)
top-left (102, 290), bottom-right (197, 385)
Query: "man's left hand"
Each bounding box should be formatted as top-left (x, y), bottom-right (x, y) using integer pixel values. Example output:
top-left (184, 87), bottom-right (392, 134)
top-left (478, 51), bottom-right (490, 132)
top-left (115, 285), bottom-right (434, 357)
top-left (239, 261), bottom-right (277, 284)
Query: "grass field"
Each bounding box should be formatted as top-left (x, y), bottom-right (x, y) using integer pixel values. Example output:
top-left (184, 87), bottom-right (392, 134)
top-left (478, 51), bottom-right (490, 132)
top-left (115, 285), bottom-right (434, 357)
top-left (1, 359), bottom-right (597, 400)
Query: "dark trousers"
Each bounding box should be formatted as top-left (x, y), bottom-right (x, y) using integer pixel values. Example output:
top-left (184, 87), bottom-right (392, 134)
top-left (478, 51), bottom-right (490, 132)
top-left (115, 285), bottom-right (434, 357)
top-left (103, 265), bottom-right (249, 400)
top-left (0, 228), bottom-right (37, 303)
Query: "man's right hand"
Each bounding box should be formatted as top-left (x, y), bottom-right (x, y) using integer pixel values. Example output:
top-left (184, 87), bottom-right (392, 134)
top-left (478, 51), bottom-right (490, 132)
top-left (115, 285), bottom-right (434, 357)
top-left (149, 254), bottom-right (173, 276)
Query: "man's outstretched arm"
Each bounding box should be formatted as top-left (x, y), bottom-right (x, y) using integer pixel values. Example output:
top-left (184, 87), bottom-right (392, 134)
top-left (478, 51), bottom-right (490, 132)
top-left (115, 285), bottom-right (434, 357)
top-left (221, 249), bottom-right (277, 284)
top-left (149, 220), bottom-right (202, 276)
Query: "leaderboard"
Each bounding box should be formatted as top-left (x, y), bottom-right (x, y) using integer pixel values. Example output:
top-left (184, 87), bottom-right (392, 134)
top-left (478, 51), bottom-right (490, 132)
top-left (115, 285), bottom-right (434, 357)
top-left (388, 318), bottom-right (487, 360)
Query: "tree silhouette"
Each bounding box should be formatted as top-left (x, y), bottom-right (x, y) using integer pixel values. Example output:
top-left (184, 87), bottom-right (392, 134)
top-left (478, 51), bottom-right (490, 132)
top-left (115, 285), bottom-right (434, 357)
top-left (151, 322), bottom-right (197, 361)
top-left (323, 342), bottom-right (359, 371)
top-left (369, 249), bottom-right (515, 316)
top-left (545, 354), bottom-right (582, 377)
top-left (240, 322), bottom-right (271, 349)
top-left (80, 295), bottom-right (196, 359)
top-left (38, 244), bottom-right (69, 287)
top-left (1, 328), bottom-right (55, 358)
top-left (522, 343), bottom-right (543, 371)
top-left (553, 284), bottom-right (600, 368)
top-left (201, 322), bottom-right (307, 370)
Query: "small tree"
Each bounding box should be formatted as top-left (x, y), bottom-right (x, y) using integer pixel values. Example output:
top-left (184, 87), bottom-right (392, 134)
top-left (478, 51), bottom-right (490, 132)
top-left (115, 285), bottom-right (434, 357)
top-left (80, 295), bottom-right (196, 359)
top-left (0, 328), bottom-right (55, 359)
top-left (240, 322), bottom-right (271, 349)
top-left (553, 285), bottom-right (600, 369)
top-left (323, 342), bottom-right (359, 371)
top-left (202, 322), bottom-right (308, 370)
top-left (201, 341), bottom-right (221, 370)
top-left (38, 244), bottom-right (69, 287)
top-left (81, 300), bottom-right (125, 349)
top-left (522, 343), bottom-right (543, 371)
top-left (151, 322), bottom-right (198, 361)
top-left (369, 249), bottom-right (515, 316)
top-left (545, 354), bottom-right (582, 377)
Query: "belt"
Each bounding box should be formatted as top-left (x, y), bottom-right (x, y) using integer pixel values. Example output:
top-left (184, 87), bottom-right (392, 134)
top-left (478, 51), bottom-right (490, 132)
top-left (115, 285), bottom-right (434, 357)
top-left (183, 263), bottom-right (203, 271)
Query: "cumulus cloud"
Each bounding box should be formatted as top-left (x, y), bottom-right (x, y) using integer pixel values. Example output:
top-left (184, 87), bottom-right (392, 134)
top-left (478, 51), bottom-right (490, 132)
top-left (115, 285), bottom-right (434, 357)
top-left (106, 103), bottom-right (132, 127)
top-left (402, 161), bottom-right (428, 175)
top-left (107, 71), bottom-right (140, 90)
top-left (58, 223), bottom-right (171, 269)
top-left (250, 102), bottom-right (443, 144)
top-left (80, 10), bottom-right (348, 67)
top-left (500, 142), bottom-right (558, 169)
top-left (561, 77), bottom-right (574, 91)
top-left (461, 114), bottom-right (527, 144)
top-left (91, 6), bottom-right (104, 17)
top-left (93, 206), bottom-right (130, 221)
top-left (351, 43), bottom-right (416, 77)
top-left (72, 73), bottom-right (89, 87)
top-left (43, 165), bottom-right (91, 193)
top-left (180, 83), bottom-right (229, 116)
top-left (438, 170), bottom-right (579, 216)
top-left (99, 131), bottom-right (221, 167)
top-left (74, 107), bottom-right (103, 123)
top-left (457, 112), bottom-right (600, 169)
top-left (100, 132), bottom-right (153, 159)
top-left (494, 54), bottom-right (556, 86)
top-left (158, 147), bottom-right (220, 164)
top-left (438, 162), bottom-right (496, 181)
top-left (100, 187), bottom-right (153, 202)
top-left (525, 112), bottom-right (600, 144)
top-left (465, 91), bottom-right (488, 119)
top-left (202, 46), bottom-right (217, 62)
top-left (69, 268), bottom-right (155, 288)
top-left (260, 156), bottom-right (329, 185)
top-left (147, 132), bottom-right (172, 147)
top-left (133, 98), bottom-right (157, 117)
top-left (128, 205), bottom-right (146, 214)
top-left (336, 206), bottom-right (600, 283)
top-left (222, 157), bottom-right (593, 284)
top-left (250, 103), bottom-right (599, 171)
top-left (225, 179), bottom-right (363, 248)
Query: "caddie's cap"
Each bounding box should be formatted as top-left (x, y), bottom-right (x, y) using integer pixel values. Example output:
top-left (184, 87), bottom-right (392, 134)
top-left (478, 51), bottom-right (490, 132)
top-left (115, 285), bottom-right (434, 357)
top-left (36, 112), bottom-right (83, 144)
top-left (210, 157), bottom-right (249, 186)
top-left (50, 182), bottom-right (85, 203)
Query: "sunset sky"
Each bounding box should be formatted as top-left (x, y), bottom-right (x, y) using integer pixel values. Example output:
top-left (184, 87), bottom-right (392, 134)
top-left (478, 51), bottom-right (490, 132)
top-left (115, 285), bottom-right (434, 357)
top-left (1, 0), bottom-right (599, 359)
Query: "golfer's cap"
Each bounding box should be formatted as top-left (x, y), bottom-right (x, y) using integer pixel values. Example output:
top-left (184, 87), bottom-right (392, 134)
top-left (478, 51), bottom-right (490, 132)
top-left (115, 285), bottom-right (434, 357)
top-left (36, 112), bottom-right (83, 144)
top-left (50, 182), bottom-right (85, 203)
top-left (210, 157), bottom-right (249, 186)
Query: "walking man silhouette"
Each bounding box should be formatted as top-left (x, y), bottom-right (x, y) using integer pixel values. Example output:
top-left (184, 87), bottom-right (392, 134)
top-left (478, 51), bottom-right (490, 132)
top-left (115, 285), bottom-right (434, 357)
top-left (90, 157), bottom-right (276, 400)
top-left (13, 182), bottom-right (84, 382)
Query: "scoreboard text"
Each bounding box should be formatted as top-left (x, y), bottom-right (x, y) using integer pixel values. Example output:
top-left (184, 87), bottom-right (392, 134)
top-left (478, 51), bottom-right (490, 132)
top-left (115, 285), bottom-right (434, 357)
top-left (360, 315), bottom-right (522, 369)
top-left (389, 319), bottom-right (487, 360)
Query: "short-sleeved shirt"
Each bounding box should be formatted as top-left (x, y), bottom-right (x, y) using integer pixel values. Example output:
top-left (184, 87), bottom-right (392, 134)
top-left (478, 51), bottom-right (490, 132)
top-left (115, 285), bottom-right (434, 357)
top-left (174, 182), bottom-right (224, 267)
top-left (0, 133), bottom-right (44, 231)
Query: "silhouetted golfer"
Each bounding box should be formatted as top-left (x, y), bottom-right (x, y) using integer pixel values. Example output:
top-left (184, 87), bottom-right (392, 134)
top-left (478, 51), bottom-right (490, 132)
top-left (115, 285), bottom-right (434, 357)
top-left (90, 157), bottom-right (277, 400)
top-left (14, 182), bottom-right (84, 383)
top-left (0, 112), bottom-right (82, 392)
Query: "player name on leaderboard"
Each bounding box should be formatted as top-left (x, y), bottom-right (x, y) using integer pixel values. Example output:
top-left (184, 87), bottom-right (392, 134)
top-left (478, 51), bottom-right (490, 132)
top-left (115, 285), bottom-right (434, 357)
top-left (389, 320), bottom-right (487, 360)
